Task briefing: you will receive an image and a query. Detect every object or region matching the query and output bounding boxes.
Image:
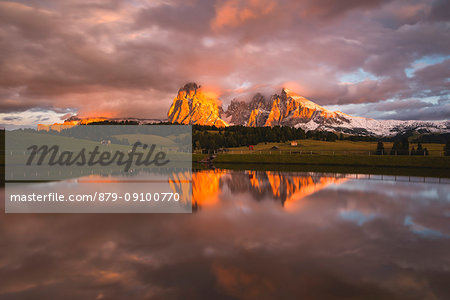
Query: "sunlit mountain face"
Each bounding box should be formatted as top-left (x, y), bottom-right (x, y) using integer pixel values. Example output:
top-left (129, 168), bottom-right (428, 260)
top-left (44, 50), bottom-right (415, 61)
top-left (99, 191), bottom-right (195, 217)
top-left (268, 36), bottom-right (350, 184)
top-left (168, 83), bottom-right (228, 127)
top-left (36, 116), bottom-right (165, 131)
top-left (37, 117), bottom-right (108, 131)
top-left (167, 83), bottom-right (345, 128)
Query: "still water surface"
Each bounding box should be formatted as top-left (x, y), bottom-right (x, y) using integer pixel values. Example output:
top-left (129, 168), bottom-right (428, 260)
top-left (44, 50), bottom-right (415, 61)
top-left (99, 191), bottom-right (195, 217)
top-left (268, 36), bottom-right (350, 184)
top-left (1, 169), bottom-right (449, 299)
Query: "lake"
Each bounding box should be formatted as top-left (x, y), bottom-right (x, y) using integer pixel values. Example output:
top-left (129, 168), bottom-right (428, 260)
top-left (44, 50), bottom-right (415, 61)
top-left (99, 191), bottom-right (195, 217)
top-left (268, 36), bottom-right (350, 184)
top-left (1, 169), bottom-right (449, 299)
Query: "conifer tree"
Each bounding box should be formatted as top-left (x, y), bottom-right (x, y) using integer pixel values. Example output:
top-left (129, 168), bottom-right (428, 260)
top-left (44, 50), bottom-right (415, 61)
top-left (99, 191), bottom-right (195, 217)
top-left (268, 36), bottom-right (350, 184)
top-left (416, 142), bottom-right (423, 155)
top-left (400, 138), bottom-right (409, 155)
top-left (375, 141), bottom-right (384, 155)
top-left (445, 140), bottom-right (450, 156)
top-left (390, 140), bottom-right (401, 155)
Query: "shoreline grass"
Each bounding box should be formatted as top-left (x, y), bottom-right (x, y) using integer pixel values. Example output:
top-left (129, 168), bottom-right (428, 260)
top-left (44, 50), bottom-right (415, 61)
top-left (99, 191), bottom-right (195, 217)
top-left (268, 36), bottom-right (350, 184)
top-left (212, 153), bottom-right (450, 169)
top-left (200, 163), bottom-right (450, 178)
top-left (192, 153), bottom-right (450, 177)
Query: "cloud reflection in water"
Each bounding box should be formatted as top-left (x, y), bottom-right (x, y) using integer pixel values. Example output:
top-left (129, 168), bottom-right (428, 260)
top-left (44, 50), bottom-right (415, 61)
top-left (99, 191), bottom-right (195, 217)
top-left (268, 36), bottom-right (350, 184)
top-left (0, 170), bottom-right (449, 299)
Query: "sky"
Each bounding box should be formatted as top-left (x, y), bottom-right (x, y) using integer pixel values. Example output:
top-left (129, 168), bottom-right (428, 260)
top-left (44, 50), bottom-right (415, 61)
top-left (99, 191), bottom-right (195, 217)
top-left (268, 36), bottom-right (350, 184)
top-left (0, 0), bottom-right (449, 128)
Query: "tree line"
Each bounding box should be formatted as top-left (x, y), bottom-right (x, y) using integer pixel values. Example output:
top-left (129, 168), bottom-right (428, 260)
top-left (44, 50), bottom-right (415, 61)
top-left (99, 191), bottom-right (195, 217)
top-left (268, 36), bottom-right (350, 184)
top-left (191, 125), bottom-right (380, 150)
top-left (193, 125), bottom-right (307, 150)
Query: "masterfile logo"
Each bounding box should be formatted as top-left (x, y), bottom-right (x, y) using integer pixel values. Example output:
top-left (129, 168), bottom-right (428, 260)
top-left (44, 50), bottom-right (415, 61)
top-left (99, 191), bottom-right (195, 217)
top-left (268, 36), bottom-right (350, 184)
top-left (4, 125), bottom-right (192, 213)
top-left (26, 142), bottom-right (170, 172)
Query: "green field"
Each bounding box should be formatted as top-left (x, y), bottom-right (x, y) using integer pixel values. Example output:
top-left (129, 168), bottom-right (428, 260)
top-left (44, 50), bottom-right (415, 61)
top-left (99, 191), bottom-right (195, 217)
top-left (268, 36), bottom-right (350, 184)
top-left (212, 140), bottom-right (446, 156)
top-left (113, 134), bottom-right (177, 147)
top-left (4, 131), bottom-right (132, 162)
top-left (5, 131), bottom-right (181, 154)
top-left (2, 131), bottom-right (191, 181)
top-left (5, 131), bottom-right (131, 152)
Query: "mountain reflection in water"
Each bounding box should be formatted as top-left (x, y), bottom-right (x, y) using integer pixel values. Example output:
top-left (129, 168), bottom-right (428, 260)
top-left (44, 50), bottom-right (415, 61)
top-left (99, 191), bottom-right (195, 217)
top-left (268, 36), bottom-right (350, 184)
top-left (0, 169), bottom-right (449, 300)
top-left (191, 170), bottom-right (347, 209)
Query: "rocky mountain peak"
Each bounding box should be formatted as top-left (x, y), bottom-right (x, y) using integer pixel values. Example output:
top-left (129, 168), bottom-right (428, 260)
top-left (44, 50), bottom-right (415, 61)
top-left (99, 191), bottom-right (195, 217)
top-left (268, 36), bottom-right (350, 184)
top-left (281, 87), bottom-right (293, 96)
top-left (249, 93), bottom-right (269, 110)
top-left (167, 82), bottom-right (228, 127)
top-left (179, 82), bottom-right (200, 93)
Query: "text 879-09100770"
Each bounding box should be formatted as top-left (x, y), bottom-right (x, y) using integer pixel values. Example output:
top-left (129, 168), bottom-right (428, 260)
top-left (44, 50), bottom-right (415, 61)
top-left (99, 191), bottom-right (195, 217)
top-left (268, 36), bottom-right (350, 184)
top-left (9, 192), bottom-right (181, 203)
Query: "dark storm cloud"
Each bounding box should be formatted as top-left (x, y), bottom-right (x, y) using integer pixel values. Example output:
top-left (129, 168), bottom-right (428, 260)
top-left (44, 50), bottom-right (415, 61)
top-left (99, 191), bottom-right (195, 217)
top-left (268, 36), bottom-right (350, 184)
top-left (2, 116), bottom-right (22, 121)
top-left (429, 0), bottom-right (450, 21)
top-left (385, 99), bottom-right (450, 121)
top-left (340, 97), bottom-right (450, 120)
top-left (297, 0), bottom-right (391, 19)
top-left (134, 1), bottom-right (216, 35)
top-left (410, 59), bottom-right (450, 98)
top-left (0, 0), bottom-right (448, 120)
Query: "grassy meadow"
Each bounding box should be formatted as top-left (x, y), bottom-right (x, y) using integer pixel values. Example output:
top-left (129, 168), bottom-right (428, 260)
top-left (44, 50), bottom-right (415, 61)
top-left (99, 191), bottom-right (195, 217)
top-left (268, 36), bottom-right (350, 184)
top-left (113, 134), bottom-right (177, 147)
top-left (215, 140), bottom-right (446, 156)
top-left (2, 130), bottom-right (191, 181)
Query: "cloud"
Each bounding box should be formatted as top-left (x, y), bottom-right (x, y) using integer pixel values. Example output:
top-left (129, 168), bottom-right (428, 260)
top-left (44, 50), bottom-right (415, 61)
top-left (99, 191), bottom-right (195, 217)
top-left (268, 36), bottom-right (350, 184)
top-left (429, 0), bottom-right (450, 21)
top-left (2, 116), bottom-right (22, 121)
top-left (211, 0), bottom-right (277, 31)
top-left (298, 0), bottom-right (390, 19)
top-left (0, 0), bottom-right (448, 122)
top-left (410, 58), bottom-right (450, 98)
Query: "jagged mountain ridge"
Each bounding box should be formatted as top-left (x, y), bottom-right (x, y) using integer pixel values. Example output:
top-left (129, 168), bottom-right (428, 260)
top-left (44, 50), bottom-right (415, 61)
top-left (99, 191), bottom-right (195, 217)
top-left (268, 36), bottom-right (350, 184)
top-left (167, 83), bottom-right (450, 136)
